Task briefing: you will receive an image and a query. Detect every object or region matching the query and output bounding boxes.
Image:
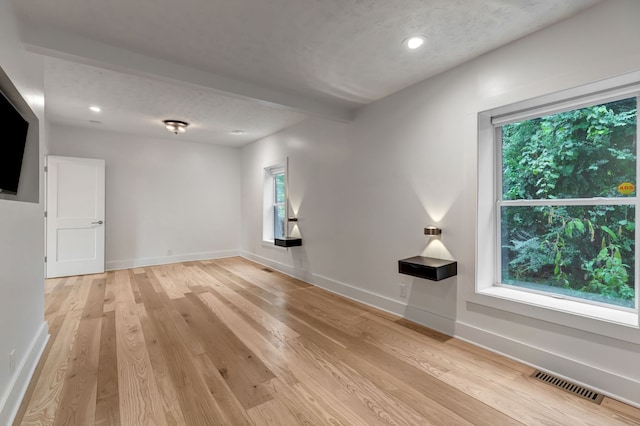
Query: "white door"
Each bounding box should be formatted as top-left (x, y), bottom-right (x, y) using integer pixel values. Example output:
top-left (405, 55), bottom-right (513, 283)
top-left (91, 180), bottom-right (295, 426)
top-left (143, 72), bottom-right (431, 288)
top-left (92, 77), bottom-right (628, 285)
top-left (46, 156), bottom-right (106, 278)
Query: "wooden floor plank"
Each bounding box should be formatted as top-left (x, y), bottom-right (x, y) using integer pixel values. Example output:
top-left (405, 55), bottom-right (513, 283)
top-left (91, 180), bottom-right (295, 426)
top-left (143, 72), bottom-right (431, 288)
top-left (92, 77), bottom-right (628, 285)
top-left (246, 399), bottom-right (301, 426)
top-left (176, 294), bottom-right (276, 409)
top-left (602, 397), bottom-right (640, 424)
top-left (14, 257), bottom-right (640, 425)
top-left (95, 310), bottom-right (120, 426)
top-left (259, 379), bottom-right (327, 425)
top-left (44, 278), bottom-right (66, 295)
top-left (70, 275), bottom-right (95, 312)
top-left (215, 257), bottom-right (310, 294)
top-left (151, 264), bottom-right (191, 299)
top-left (287, 380), bottom-right (373, 426)
top-left (191, 353), bottom-right (253, 426)
top-left (19, 309), bottom-right (84, 425)
top-left (83, 278), bottom-right (107, 319)
top-left (94, 393), bottom-right (120, 426)
top-left (145, 303), bottom-right (231, 425)
top-left (52, 317), bottom-right (101, 426)
top-left (44, 283), bottom-right (73, 322)
top-left (283, 337), bottom-right (406, 426)
top-left (286, 340), bottom-right (444, 426)
top-left (131, 270), bottom-right (165, 310)
top-left (135, 303), bottom-right (188, 426)
top-left (199, 263), bottom-right (356, 348)
top-left (344, 340), bottom-right (523, 426)
top-left (127, 270), bottom-right (143, 304)
top-left (133, 270), bottom-right (207, 357)
top-left (102, 272), bottom-right (117, 314)
top-left (187, 263), bottom-right (300, 344)
top-left (194, 290), bottom-right (299, 385)
top-left (113, 270), bottom-right (168, 426)
top-left (53, 284), bottom-right (104, 426)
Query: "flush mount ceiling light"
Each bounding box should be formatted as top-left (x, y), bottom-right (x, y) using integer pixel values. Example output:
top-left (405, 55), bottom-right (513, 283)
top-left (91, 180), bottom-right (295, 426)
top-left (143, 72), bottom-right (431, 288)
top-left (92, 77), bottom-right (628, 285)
top-left (403, 35), bottom-right (427, 50)
top-left (230, 129), bottom-right (245, 135)
top-left (89, 105), bottom-right (101, 112)
top-left (163, 119), bottom-right (189, 135)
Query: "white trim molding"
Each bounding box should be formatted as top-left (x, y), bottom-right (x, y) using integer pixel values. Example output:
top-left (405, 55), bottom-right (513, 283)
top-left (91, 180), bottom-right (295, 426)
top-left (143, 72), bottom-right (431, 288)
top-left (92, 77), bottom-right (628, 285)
top-left (0, 321), bottom-right (49, 425)
top-left (240, 251), bottom-right (407, 317)
top-left (106, 250), bottom-right (240, 271)
top-left (405, 305), bottom-right (456, 336)
top-left (455, 321), bottom-right (640, 409)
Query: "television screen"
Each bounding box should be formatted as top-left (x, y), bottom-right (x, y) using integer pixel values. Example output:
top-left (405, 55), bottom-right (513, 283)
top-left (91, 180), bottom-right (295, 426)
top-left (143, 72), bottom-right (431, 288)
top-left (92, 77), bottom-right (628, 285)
top-left (0, 91), bottom-right (29, 195)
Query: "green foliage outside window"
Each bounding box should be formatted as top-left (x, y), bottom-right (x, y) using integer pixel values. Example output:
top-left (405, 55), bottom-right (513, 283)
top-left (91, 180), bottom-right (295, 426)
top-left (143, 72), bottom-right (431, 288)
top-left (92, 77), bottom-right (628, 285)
top-left (501, 98), bottom-right (637, 308)
top-left (275, 173), bottom-right (286, 204)
top-left (274, 173), bottom-right (286, 239)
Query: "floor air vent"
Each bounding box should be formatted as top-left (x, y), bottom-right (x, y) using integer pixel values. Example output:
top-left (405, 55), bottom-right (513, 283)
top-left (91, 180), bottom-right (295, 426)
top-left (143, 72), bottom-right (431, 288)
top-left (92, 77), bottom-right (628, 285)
top-left (530, 370), bottom-right (604, 404)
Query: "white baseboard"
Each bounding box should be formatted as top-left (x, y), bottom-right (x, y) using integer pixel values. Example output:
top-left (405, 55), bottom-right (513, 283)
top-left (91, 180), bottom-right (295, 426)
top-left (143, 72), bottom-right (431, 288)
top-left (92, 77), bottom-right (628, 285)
top-left (405, 305), bottom-right (456, 336)
top-left (312, 273), bottom-right (407, 316)
top-left (240, 251), bottom-right (308, 281)
top-left (0, 321), bottom-right (49, 425)
top-left (240, 251), bottom-right (407, 316)
top-left (106, 249), bottom-right (241, 271)
top-left (455, 321), bottom-right (640, 409)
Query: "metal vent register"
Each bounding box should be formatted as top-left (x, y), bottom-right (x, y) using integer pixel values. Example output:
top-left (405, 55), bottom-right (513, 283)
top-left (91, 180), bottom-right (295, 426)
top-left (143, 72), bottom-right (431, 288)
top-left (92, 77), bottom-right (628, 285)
top-left (531, 370), bottom-right (604, 404)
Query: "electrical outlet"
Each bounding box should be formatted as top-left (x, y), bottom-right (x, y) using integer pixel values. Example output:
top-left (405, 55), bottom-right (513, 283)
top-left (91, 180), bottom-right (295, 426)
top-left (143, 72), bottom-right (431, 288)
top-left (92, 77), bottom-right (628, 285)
top-left (167, 249), bottom-right (173, 256)
top-left (9, 350), bottom-right (16, 375)
top-left (399, 283), bottom-right (407, 298)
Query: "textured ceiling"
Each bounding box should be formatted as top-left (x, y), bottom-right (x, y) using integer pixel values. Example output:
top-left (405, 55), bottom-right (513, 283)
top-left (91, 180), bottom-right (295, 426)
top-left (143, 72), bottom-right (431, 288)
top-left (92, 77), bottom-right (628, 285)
top-left (12, 0), bottom-right (602, 145)
top-left (43, 57), bottom-right (307, 146)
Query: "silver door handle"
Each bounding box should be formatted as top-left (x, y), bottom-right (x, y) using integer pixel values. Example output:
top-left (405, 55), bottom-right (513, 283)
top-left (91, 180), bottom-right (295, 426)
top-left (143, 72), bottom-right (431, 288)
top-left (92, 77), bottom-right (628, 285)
top-left (91, 220), bottom-right (104, 225)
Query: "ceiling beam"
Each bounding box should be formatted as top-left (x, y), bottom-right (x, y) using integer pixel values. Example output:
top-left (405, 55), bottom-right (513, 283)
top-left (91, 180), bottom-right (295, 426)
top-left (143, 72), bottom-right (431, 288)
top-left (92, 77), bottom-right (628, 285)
top-left (19, 22), bottom-right (354, 122)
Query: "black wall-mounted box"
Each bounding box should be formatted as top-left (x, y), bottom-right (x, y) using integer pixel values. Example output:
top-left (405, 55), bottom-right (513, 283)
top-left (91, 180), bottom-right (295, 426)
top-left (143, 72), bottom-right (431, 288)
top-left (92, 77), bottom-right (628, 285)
top-left (274, 237), bottom-right (302, 247)
top-left (398, 256), bottom-right (457, 281)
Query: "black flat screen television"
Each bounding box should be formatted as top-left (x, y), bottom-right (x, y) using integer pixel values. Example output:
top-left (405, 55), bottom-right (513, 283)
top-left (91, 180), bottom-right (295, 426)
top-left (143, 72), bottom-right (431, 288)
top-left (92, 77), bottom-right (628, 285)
top-left (0, 90), bottom-right (29, 195)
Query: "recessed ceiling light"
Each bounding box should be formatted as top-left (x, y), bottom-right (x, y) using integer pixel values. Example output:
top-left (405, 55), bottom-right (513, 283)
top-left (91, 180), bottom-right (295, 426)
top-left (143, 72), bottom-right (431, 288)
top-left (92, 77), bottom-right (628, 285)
top-left (89, 105), bottom-right (101, 112)
top-left (89, 120), bottom-right (102, 124)
top-left (403, 35), bottom-right (427, 50)
top-left (230, 129), bottom-right (245, 135)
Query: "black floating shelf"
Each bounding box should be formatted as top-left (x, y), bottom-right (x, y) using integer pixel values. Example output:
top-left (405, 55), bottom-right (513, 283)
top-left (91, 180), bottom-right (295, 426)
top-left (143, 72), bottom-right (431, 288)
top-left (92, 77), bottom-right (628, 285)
top-left (274, 237), bottom-right (302, 247)
top-left (398, 256), bottom-right (457, 281)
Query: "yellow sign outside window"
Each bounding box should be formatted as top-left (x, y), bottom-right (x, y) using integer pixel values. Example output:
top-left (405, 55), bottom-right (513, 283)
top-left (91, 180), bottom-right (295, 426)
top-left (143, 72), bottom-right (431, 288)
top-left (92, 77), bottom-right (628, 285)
top-left (617, 182), bottom-right (635, 195)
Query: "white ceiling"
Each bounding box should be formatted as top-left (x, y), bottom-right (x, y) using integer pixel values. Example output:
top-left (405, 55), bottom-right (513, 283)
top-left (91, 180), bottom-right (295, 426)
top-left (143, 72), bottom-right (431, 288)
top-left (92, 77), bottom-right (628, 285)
top-left (11, 0), bottom-right (602, 146)
top-left (43, 57), bottom-right (308, 146)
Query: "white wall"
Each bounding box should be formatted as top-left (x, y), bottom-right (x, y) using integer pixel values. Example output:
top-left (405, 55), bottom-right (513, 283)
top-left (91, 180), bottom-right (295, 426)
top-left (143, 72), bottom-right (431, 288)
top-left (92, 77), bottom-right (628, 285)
top-left (50, 125), bottom-right (241, 270)
top-left (0, 2), bottom-right (48, 424)
top-left (242, 0), bottom-right (640, 407)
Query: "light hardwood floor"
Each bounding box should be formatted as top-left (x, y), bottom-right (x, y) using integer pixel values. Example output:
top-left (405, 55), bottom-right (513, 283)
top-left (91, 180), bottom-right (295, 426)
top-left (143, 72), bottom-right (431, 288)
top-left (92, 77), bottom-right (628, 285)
top-left (14, 257), bottom-right (640, 425)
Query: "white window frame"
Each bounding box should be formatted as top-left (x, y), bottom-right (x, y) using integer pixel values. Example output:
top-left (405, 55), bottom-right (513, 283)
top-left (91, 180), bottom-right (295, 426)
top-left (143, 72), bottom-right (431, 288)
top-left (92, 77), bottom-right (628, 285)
top-left (262, 160), bottom-right (287, 244)
top-left (476, 71), bottom-right (640, 343)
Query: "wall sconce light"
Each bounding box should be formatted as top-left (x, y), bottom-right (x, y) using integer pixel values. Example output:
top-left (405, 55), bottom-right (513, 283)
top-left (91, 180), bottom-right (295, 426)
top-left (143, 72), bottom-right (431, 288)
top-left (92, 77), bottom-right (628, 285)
top-left (163, 119), bottom-right (189, 135)
top-left (424, 226), bottom-right (442, 236)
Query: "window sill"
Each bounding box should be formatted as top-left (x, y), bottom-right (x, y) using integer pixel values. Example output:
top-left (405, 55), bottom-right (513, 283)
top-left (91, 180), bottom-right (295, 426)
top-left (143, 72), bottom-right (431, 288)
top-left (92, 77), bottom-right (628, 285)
top-left (472, 286), bottom-right (639, 343)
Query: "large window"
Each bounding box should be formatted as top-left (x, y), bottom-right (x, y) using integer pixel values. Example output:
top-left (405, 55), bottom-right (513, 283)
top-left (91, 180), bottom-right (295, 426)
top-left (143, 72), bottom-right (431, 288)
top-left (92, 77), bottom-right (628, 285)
top-left (498, 97), bottom-right (637, 311)
top-left (477, 76), bottom-right (640, 331)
